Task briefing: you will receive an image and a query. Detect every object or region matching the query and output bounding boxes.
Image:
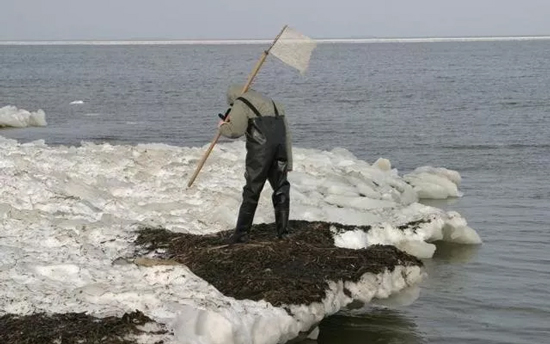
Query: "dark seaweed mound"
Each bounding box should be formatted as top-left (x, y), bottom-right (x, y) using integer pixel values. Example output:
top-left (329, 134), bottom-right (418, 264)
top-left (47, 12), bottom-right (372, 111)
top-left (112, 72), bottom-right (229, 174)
top-left (135, 220), bottom-right (423, 307)
top-left (0, 311), bottom-right (168, 344)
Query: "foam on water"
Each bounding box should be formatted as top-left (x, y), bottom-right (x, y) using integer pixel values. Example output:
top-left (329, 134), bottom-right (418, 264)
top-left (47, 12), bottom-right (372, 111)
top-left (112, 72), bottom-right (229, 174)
top-left (0, 136), bottom-right (481, 343)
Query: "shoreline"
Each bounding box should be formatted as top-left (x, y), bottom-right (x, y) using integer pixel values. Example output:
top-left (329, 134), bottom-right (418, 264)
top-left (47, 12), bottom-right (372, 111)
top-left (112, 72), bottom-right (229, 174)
top-left (2, 35), bottom-right (550, 45)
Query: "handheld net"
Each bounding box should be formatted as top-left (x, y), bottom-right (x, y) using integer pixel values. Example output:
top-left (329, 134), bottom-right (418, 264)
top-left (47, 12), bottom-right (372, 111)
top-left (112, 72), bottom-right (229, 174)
top-left (270, 26), bottom-right (317, 75)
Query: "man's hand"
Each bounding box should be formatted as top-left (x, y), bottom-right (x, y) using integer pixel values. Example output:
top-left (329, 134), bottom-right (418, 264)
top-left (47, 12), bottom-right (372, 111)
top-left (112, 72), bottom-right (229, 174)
top-left (218, 119), bottom-right (225, 128)
top-left (218, 107), bottom-right (231, 121)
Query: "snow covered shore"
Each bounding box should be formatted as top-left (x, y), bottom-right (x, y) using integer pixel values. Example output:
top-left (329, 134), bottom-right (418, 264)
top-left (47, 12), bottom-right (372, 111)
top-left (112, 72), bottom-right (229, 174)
top-left (0, 136), bottom-right (481, 343)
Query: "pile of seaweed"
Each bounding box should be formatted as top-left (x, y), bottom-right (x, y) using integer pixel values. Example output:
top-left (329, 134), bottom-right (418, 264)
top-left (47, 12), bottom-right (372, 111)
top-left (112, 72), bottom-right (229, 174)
top-left (135, 220), bottom-right (423, 307)
top-left (0, 310), bottom-right (168, 344)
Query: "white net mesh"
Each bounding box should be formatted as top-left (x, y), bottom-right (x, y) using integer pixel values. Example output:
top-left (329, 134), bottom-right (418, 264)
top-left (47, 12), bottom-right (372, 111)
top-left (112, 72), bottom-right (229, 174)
top-left (270, 26), bottom-right (317, 75)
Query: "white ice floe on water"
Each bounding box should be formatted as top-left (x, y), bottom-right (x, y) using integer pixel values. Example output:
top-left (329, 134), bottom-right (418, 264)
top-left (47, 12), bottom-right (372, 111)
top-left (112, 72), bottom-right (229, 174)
top-left (0, 136), bottom-right (481, 344)
top-left (167, 265), bottom-right (423, 344)
top-left (0, 105), bottom-right (47, 128)
top-left (404, 166), bottom-right (463, 199)
top-left (330, 204), bottom-right (482, 259)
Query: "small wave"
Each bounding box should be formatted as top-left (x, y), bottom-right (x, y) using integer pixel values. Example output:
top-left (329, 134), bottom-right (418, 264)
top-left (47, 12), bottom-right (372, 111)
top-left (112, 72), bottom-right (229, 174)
top-left (442, 143), bottom-right (550, 150)
top-left (500, 100), bottom-right (547, 109)
top-left (70, 100), bottom-right (84, 105)
top-left (333, 98), bottom-right (365, 104)
top-left (0, 105), bottom-right (47, 128)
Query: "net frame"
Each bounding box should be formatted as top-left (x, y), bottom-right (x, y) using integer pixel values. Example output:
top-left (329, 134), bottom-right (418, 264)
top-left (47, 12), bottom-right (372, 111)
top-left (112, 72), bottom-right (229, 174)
top-left (270, 26), bottom-right (317, 75)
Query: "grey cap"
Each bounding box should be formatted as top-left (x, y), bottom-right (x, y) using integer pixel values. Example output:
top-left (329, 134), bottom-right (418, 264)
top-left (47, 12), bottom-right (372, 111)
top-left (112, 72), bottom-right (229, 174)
top-left (226, 84), bottom-right (246, 105)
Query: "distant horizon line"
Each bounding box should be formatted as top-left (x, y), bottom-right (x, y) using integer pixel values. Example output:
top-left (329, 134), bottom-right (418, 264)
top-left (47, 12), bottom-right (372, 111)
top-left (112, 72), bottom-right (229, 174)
top-left (2, 35), bottom-right (550, 45)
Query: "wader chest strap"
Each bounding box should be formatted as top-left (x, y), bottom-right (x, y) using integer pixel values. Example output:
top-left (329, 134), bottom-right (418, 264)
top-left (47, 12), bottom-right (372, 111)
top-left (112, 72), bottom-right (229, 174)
top-left (236, 97), bottom-right (262, 117)
top-left (272, 101), bottom-right (279, 117)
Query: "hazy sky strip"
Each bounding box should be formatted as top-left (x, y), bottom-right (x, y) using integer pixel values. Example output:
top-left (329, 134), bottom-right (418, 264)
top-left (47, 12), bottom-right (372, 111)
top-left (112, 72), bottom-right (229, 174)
top-left (1, 0), bottom-right (550, 40)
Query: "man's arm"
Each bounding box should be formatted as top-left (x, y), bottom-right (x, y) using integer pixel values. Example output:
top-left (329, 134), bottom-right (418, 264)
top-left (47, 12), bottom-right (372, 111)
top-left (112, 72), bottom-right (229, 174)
top-left (219, 101), bottom-right (249, 138)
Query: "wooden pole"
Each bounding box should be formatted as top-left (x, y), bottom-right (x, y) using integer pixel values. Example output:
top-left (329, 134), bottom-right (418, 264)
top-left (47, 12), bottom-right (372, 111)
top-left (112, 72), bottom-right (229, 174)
top-left (186, 25), bottom-right (288, 188)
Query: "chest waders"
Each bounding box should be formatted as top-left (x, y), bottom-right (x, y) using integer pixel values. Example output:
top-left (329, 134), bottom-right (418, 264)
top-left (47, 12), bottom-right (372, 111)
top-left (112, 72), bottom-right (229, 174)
top-left (229, 97), bottom-right (290, 243)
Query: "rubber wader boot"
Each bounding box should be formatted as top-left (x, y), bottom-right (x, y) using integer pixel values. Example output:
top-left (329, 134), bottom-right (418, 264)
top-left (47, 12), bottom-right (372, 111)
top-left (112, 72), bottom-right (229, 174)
top-left (275, 208), bottom-right (290, 239)
top-left (227, 209), bottom-right (254, 244)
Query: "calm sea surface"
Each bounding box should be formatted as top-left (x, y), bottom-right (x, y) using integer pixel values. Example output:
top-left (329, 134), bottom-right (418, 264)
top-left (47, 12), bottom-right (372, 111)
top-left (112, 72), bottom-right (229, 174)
top-left (1, 40), bottom-right (549, 343)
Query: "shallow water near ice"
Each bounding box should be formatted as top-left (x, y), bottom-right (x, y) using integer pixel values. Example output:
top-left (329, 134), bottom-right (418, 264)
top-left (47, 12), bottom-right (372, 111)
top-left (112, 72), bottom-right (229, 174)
top-left (2, 40), bottom-right (550, 343)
